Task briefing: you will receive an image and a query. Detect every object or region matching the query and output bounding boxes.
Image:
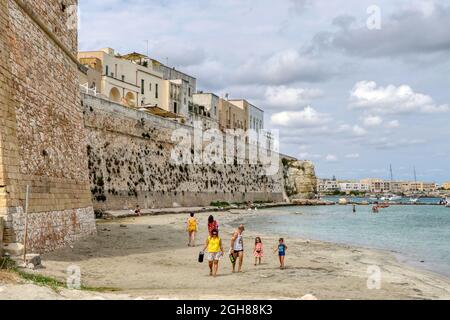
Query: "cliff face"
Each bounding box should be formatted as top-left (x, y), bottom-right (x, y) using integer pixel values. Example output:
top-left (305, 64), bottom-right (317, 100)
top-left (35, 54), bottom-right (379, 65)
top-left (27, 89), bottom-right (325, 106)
top-left (283, 159), bottom-right (318, 200)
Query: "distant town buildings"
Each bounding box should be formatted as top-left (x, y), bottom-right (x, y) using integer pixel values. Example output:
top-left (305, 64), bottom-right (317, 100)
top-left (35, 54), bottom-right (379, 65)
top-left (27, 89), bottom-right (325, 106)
top-left (318, 178), bottom-right (438, 194)
top-left (317, 179), bottom-right (340, 193)
top-left (339, 182), bottom-right (370, 193)
top-left (443, 182), bottom-right (450, 190)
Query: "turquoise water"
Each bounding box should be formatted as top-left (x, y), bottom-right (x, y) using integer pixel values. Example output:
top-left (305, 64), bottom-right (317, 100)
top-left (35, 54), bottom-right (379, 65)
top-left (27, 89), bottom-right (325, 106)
top-left (246, 204), bottom-right (450, 277)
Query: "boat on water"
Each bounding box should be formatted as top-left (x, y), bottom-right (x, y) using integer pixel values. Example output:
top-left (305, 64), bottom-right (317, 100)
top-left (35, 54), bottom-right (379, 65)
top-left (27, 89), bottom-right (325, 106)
top-left (380, 195), bottom-right (402, 202)
top-left (410, 198), bottom-right (419, 203)
top-left (446, 198), bottom-right (450, 208)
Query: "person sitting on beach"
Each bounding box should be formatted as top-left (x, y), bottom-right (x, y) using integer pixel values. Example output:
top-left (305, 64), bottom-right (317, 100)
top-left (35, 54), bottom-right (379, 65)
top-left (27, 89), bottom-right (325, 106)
top-left (187, 212), bottom-right (198, 247)
top-left (253, 237), bottom-right (264, 266)
top-left (230, 225), bottom-right (245, 273)
top-left (274, 238), bottom-right (288, 270)
top-left (203, 229), bottom-right (224, 277)
top-left (208, 215), bottom-right (219, 236)
top-left (135, 205), bottom-right (141, 217)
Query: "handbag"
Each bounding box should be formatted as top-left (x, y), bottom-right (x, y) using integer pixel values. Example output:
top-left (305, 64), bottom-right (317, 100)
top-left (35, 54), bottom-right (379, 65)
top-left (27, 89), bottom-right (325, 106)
top-left (198, 251), bottom-right (205, 263)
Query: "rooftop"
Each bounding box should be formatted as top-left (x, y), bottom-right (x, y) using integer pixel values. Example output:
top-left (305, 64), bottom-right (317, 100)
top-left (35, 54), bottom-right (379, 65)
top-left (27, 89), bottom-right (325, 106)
top-left (228, 99), bottom-right (264, 112)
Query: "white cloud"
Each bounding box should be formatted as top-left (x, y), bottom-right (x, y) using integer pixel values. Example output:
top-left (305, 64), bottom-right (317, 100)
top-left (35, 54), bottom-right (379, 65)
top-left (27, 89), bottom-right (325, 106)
top-left (313, 3), bottom-right (450, 59)
top-left (265, 86), bottom-right (323, 109)
top-left (298, 144), bottom-right (311, 151)
top-left (352, 125), bottom-right (367, 136)
top-left (325, 154), bottom-right (339, 162)
top-left (299, 152), bottom-right (322, 159)
top-left (236, 49), bottom-right (333, 85)
top-left (349, 81), bottom-right (449, 115)
top-left (362, 115), bottom-right (383, 127)
top-left (271, 106), bottom-right (331, 127)
top-left (337, 124), bottom-right (368, 137)
top-left (386, 120), bottom-right (400, 128)
top-left (368, 137), bottom-right (427, 149)
top-left (346, 153), bottom-right (360, 159)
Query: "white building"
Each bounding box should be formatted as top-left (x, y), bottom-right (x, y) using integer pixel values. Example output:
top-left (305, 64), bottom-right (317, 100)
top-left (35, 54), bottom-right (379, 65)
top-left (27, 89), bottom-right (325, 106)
top-left (78, 49), bottom-right (164, 110)
top-left (192, 92), bottom-right (219, 121)
top-left (318, 179), bottom-right (340, 192)
top-left (151, 60), bottom-right (197, 119)
top-left (228, 99), bottom-right (264, 132)
top-left (227, 99), bottom-right (269, 150)
top-left (339, 182), bottom-right (370, 193)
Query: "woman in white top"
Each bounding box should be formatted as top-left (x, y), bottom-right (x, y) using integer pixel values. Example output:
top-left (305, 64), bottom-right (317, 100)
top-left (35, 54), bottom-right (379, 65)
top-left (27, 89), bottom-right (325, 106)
top-left (230, 224), bottom-right (245, 273)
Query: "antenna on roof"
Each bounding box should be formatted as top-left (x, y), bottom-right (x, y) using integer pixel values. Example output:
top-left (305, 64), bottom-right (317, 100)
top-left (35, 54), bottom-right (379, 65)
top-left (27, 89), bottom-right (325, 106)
top-left (144, 40), bottom-right (149, 57)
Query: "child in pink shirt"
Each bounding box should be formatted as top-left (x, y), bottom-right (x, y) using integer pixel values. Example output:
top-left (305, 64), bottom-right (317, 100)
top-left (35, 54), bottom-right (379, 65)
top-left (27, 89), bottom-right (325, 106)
top-left (253, 237), bottom-right (264, 266)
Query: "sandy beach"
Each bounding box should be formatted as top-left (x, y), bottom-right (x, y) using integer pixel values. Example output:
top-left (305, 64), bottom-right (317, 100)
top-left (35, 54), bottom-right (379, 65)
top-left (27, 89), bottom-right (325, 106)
top-left (3, 209), bottom-right (450, 300)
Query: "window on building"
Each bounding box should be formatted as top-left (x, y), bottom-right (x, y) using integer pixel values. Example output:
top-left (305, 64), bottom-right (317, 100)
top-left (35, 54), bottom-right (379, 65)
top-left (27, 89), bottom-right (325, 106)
top-left (155, 84), bottom-right (159, 99)
top-left (188, 87), bottom-right (191, 97)
top-left (141, 79), bottom-right (145, 95)
top-left (174, 102), bottom-right (178, 114)
top-left (122, 75), bottom-right (125, 82)
top-left (106, 65), bottom-right (109, 76)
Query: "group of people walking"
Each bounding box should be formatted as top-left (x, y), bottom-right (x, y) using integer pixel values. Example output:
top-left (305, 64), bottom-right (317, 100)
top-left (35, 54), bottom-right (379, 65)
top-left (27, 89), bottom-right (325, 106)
top-left (186, 213), bottom-right (288, 277)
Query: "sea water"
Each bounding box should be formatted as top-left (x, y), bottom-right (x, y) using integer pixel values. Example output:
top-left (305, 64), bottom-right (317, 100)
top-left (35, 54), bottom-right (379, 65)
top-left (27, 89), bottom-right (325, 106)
top-left (246, 204), bottom-right (450, 278)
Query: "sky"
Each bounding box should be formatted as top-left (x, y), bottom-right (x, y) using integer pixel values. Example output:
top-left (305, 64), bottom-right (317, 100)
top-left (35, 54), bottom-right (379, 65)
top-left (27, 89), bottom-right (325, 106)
top-left (78, 0), bottom-right (450, 183)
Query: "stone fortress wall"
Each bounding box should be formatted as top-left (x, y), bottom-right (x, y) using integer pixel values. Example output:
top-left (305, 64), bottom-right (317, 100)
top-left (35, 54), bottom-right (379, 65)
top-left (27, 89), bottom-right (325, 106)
top-left (82, 93), bottom-right (291, 210)
top-left (0, 0), bottom-right (96, 253)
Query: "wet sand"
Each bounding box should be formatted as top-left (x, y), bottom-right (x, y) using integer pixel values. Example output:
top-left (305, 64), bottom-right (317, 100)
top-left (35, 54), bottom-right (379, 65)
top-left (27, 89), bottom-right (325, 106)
top-left (13, 210), bottom-right (450, 300)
